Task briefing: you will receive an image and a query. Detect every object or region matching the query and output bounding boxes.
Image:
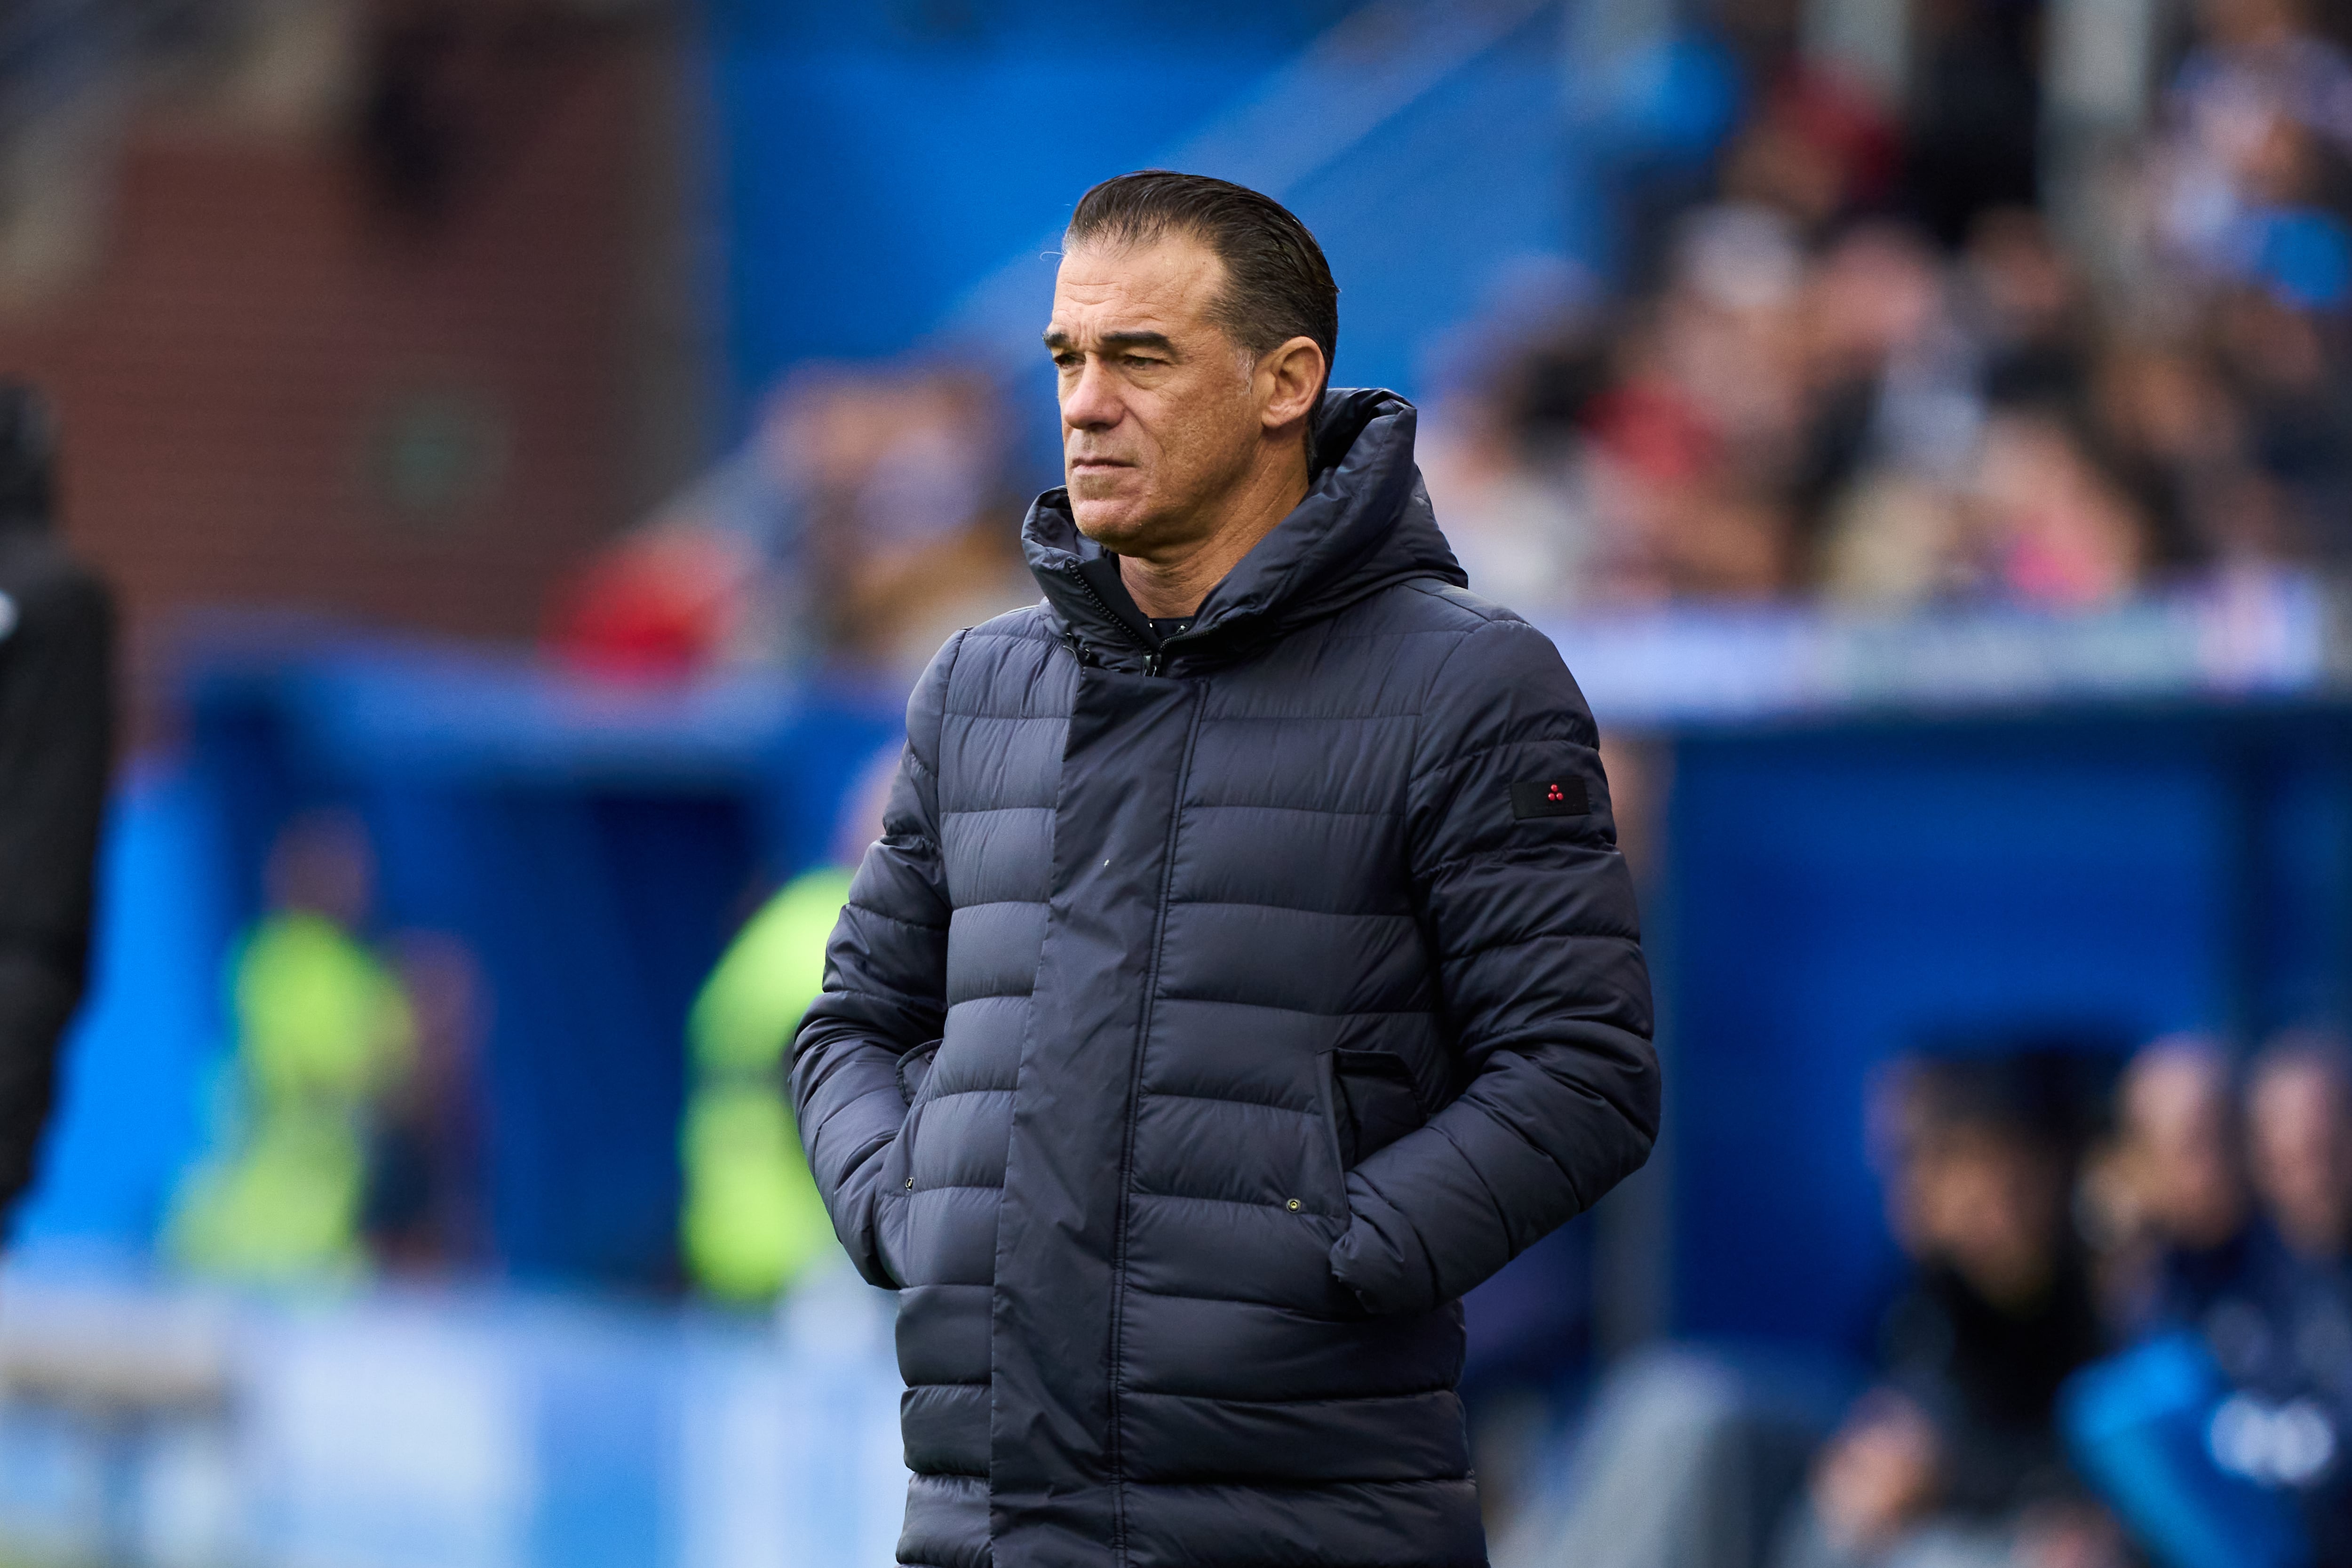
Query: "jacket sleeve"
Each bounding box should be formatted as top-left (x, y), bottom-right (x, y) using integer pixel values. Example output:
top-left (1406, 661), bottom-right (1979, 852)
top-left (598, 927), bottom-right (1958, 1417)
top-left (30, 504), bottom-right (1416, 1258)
top-left (789, 632), bottom-right (961, 1288)
top-left (1328, 613), bottom-right (1658, 1316)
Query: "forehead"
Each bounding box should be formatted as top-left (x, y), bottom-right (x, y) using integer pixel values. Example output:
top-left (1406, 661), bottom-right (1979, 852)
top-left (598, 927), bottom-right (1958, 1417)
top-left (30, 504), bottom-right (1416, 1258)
top-left (1049, 231), bottom-right (1228, 339)
top-left (2253, 1058), bottom-right (2350, 1111)
top-left (2128, 1052), bottom-right (2230, 1119)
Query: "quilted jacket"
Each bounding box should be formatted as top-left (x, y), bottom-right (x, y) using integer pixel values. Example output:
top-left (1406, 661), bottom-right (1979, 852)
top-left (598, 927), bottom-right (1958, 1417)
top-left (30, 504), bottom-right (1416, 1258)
top-left (792, 388), bottom-right (1659, 1568)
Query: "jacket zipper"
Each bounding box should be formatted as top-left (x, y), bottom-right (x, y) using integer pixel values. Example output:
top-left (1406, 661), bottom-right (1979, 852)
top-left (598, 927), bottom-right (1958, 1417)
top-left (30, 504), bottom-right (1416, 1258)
top-left (1103, 677), bottom-right (1206, 1558)
top-left (1062, 562), bottom-right (1168, 677)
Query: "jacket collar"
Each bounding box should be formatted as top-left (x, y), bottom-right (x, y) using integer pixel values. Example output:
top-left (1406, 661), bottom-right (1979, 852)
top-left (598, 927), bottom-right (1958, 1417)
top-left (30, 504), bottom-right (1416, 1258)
top-left (1024, 387), bottom-right (1465, 672)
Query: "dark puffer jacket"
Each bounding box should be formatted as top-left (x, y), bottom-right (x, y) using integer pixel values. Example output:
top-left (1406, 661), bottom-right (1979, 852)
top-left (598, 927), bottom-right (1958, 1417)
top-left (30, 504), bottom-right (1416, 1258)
top-left (794, 389), bottom-right (1658, 1568)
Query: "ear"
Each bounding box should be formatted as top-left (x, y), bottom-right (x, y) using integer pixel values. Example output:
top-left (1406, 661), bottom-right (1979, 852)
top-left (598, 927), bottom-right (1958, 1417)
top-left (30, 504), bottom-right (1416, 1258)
top-left (1255, 335), bottom-right (1326, 435)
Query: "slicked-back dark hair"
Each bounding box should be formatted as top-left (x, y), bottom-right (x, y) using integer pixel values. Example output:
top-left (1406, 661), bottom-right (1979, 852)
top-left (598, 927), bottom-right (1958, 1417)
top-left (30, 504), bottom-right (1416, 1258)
top-left (1066, 171), bottom-right (1338, 434)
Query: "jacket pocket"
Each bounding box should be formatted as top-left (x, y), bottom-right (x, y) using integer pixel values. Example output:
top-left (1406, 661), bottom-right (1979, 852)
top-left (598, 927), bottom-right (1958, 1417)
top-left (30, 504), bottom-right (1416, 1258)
top-left (1310, 1048), bottom-right (1358, 1212)
top-left (896, 1039), bottom-right (943, 1107)
top-left (1329, 1049), bottom-right (1425, 1166)
top-left (878, 1040), bottom-right (944, 1286)
top-left (890, 1040), bottom-right (945, 1192)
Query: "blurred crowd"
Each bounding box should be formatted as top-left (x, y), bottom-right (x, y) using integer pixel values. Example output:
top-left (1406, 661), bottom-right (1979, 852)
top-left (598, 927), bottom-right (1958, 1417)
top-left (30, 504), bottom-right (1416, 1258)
top-left (549, 364), bottom-right (1034, 682)
top-left (1498, 1029), bottom-right (2352, 1568)
top-left (552, 0), bottom-right (2352, 689)
top-left (1429, 0), bottom-right (2352, 615)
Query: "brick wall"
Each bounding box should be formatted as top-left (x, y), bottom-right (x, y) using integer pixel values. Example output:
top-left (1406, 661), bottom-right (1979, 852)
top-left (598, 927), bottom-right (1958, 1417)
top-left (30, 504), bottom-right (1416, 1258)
top-left (0, 21), bottom-right (698, 739)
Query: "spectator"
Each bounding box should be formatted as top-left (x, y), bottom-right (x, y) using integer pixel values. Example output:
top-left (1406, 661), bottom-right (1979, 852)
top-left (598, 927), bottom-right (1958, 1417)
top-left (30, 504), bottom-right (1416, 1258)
top-left (1419, 0), bottom-right (2352, 618)
top-left (551, 365), bottom-right (1033, 683)
top-left (1773, 1058), bottom-right (2108, 1568)
top-left (2086, 1034), bottom-right (2258, 1337)
top-left (1416, 388), bottom-right (1599, 611)
top-left (2246, 1033), bottom-right (2352, 1263)
top-left (1496, 1051), bottom-right (2115, 1568)
top-left (2228, 1036), bottom-right (2352, 1560)
top-left (166, 810), bottom-right (415, 1285)
top-left (362, 930), bottom-right (489, 1272)
top-left (1902, 0), bottom-right (2046, 248)
top-left (1961, 210), bottom-right (2090, 414)
top-left (1971, 409), bottom-right (2150, 607)
top-left (2069, 1034), bottom-right (2352, 1566)
top-left (2090, 338), bottom-right (2266, 568)
top-left (677, 749), bottom-right (897, 1305)
top-left (1716, 63), bottom-right (1899, 243)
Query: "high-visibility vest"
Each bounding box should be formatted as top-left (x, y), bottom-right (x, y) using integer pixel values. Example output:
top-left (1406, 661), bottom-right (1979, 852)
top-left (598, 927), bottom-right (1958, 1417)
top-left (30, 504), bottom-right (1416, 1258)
top-left (680, 868), bottom-right (851, 1303)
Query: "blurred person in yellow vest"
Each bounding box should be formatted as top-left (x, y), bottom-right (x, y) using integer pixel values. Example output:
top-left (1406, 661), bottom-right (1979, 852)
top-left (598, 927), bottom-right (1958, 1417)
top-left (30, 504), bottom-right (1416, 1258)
top-left (167, 810), bottom-right (413, 1284)
top-left (681, 747), bottom-right (898, 1303)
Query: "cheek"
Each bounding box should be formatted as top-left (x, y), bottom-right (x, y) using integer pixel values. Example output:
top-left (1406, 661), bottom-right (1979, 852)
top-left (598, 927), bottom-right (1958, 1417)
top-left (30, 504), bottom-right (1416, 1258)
top-left (1157, 387), bottom-right (1254, 477)
top-left (1122, 402), bottom-right (1206, 493)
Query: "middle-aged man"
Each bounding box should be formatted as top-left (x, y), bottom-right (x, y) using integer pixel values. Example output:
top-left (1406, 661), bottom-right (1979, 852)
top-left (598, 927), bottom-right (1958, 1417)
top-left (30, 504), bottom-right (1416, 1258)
top-left (794, 172), bottom-right (1658, 1568)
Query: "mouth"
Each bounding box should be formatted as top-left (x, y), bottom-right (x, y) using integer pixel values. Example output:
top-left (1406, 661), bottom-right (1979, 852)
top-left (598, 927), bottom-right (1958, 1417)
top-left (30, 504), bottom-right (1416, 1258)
top-left (1068, 455), bottom-right (1131, 470)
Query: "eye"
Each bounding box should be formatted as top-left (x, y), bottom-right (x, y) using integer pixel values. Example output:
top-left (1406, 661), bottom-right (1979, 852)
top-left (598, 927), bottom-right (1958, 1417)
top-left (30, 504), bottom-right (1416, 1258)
top-left (1050, 350), bottom-right (1081, 369)
top-left (1123, 354), bottom-right (1164, 369)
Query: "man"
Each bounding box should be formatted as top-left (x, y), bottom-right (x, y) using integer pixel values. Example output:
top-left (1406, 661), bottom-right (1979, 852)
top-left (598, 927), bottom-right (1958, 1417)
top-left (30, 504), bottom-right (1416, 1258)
top-left (0, 381), bottom-right (112, 1223)
top-left (2233, 1035), bottom-right (2352, 1564)
top-left (2245, 1033), bottom-right (2352, 1266)
top-left (2105, 1035), bottom-right (2258, 1335)
top-left (794, 172), bottom-right (1658, 1568)
top-left (1780, 1056), bottom-right (2106, 1568)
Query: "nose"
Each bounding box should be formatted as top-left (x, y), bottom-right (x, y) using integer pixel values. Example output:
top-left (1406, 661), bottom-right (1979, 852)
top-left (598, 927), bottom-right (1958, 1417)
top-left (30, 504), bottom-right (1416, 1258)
top-left (1061, 357), bottom-right (1123, 433)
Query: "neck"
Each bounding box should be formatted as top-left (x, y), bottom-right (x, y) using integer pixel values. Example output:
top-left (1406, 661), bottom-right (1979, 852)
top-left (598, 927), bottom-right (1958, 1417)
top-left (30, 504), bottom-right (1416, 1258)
top-left (1119, 443), bottom-right (1309, 620)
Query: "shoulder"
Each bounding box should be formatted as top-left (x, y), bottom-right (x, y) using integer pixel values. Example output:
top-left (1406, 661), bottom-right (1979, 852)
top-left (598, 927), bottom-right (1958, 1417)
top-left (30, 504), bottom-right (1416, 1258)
top-left (1395, 578), bottom-right (1529, 631)
top-left (958, 598), bottom-right (1058, 649)
top-left (937, 601), bottom-right (1062, 692)
top-left (911, 601), bottom-right (1075, 737)
top-left (1347, 581), bottom-right (1592, 749)
top-left (1342, 575), bottom-right (1547, 649)
top-left (909, 602), bottom-right (1055, 684)
top-left (1284, 576), bottom-right (1574, 709)
top-left (1344, 576), bottom-right (1564, 681)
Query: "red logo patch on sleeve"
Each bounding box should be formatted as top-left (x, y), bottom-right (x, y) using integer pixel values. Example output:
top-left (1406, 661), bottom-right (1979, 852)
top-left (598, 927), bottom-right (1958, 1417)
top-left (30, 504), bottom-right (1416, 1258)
top-left (1509, 779), bottom-right (1590, 820)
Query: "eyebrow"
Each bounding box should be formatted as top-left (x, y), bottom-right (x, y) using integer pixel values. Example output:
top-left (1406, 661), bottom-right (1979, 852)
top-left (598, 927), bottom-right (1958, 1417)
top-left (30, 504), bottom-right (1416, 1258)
top-left (1042, 329), bottom-right (1178, 355)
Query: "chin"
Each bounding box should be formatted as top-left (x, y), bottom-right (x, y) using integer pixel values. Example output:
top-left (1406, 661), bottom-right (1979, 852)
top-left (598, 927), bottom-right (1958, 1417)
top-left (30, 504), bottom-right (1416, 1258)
top-left (1069, 496), bottom-right (1152, 549)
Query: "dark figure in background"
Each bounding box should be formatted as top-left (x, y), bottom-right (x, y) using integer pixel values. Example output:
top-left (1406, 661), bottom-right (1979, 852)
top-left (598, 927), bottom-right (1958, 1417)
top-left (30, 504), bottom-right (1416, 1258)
top-left (2228, 1037), bottom-right (2352, 1563)
top-left (795, 172), bottom-right (1658, 1568)
top-left (2097, 1036), bottom-right (2261, 1337)
top-left (1902, 0), bottom-right (2045, 248)
top-left (0, 382), bottom-right (112, 1223)
top-left (2072, 1033), bottom-right (2352, 1566)
top-left (1777, 1057), bottom-right (2109, 1568)
top-left (1490, 1050), bottom-right (2116, 1568)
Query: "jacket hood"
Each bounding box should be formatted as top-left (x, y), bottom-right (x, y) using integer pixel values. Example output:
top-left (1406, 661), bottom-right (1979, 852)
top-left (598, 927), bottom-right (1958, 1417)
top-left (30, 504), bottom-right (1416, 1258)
top-left (1023, 387), bottom-right (1465, 666)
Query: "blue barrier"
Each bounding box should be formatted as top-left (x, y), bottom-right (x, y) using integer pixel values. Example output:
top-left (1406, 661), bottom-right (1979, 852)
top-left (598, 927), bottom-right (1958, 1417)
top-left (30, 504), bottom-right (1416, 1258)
top-left (1661, 701), bottom-right (2346, 1339)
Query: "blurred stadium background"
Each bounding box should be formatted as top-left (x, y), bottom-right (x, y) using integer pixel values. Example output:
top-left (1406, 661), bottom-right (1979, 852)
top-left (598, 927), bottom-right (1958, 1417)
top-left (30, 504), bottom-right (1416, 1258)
top-left (8, 0), bottom-right (2352, 1563)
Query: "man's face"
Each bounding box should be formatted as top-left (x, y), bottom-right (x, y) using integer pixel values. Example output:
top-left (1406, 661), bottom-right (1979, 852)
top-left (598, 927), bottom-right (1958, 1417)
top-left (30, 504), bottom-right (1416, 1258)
top-left (2124, 1049), bottom-right (2249, 1247)
top-left (1906, 1126), bottom-right (2060, 1307)
top-left (2249, 1059), bottom-right (2351, 1254)
top-left (1046, 233), bottom-right (1265, 557)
